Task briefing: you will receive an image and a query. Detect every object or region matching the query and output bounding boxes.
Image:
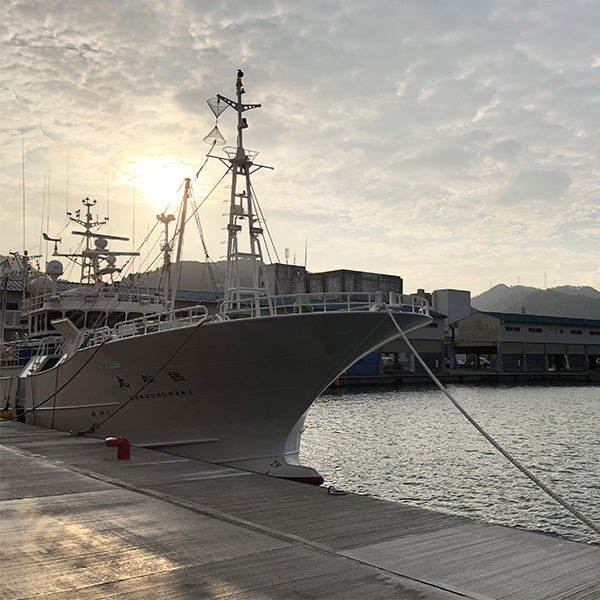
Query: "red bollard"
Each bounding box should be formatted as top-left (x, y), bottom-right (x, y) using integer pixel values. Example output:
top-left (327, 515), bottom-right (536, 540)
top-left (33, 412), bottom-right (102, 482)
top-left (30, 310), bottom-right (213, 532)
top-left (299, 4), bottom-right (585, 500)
top-left (105, 436), bottom-right (131, 460)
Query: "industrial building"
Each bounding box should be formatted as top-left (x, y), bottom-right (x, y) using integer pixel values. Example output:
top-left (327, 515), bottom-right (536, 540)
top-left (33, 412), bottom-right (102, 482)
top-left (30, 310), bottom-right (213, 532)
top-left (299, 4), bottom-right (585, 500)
top-left (265, 264), bottom-right (403, 297)
top-left (349, 285), bottom-right (600, 379)
top-left (452, 311), bottom-right (600, 372)
top-left (373, 310), bottom-right (446, 374)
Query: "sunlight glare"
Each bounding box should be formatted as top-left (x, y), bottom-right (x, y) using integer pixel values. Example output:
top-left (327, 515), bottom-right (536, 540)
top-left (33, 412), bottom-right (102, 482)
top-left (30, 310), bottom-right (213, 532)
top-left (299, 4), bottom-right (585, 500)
top-left (126, 158), bottom-right (191, 211)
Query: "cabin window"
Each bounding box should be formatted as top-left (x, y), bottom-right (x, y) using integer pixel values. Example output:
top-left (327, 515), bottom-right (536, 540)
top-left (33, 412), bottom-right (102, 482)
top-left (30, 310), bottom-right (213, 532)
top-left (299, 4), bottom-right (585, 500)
top-left (127, 312), bottom-right (143, 321)
top-left (570, 330), bottom-right (583, 335)
top-left (528, 327), bottom-right (542, 333)
top-left (505, 326), bottom-right (520, 332)
top-left (47, 311), bottom-right (63, 331)
top-left (66, 311), bottom-right (86, 329)
top-left (107, 312), bottom-right (126, 327)
top-left (86, 311), bottom-right (106, 328)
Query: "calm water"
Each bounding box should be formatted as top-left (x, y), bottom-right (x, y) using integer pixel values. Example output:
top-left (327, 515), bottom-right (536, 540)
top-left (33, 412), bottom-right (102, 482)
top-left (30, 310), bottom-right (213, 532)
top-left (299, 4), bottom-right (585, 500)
top-left (300, 384), bottom-right (600, 545)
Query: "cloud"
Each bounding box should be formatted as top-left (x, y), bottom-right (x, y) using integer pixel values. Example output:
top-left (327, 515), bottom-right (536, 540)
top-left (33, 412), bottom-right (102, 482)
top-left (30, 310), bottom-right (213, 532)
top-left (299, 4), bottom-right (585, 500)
top-left (1, 0), bottom-right (599, 296)
top-left (489, 138), bottom-right (522, 162)
top-left (495, 169), bottom-right (572, 204)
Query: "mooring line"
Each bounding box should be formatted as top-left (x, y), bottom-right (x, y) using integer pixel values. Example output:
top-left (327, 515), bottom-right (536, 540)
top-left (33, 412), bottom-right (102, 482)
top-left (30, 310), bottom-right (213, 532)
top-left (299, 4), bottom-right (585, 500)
top-left (386, 309), bottom-right (600, 538)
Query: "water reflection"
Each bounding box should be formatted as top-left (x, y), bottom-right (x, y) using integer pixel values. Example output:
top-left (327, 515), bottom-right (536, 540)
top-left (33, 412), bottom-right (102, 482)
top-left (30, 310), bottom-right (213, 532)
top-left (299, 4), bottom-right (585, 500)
top-left (300, 384), bottom-right (600, 545)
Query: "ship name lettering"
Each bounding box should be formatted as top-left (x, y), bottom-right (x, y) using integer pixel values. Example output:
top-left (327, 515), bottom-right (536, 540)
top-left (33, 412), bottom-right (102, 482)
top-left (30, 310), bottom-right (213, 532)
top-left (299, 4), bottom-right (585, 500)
top-left (91, 408), bottom-right (114, 418)
top-left (131, 389), bottom-right (193, 400)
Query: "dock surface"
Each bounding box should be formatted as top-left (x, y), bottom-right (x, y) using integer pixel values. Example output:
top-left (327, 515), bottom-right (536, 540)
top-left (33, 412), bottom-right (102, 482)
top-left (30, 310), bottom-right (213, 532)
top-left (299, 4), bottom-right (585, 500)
top-left (1, 421), bottom-right (599, 599)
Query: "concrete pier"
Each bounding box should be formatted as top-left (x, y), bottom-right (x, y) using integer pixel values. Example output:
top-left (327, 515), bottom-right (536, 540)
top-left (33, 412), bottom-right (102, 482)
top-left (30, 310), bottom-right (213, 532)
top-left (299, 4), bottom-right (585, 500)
top-left (1, 421), bottom-right (599, 599)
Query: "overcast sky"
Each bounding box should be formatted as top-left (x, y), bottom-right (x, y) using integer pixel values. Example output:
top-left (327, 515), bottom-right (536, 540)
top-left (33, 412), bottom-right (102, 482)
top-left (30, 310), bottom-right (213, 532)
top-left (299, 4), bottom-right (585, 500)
top-left (2, 0), bottom-right (599, 295)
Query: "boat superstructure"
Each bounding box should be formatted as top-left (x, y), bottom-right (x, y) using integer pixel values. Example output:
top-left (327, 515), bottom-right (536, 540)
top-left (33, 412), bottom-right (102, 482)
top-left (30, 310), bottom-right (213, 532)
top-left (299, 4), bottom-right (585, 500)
top-left (0, 71), bottom-right (431, 483)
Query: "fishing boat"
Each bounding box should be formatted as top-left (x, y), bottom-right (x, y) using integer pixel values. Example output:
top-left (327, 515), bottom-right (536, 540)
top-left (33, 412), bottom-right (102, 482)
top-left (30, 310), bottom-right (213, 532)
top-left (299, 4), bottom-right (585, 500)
top-left (0, 71), bottom-right (431, 484)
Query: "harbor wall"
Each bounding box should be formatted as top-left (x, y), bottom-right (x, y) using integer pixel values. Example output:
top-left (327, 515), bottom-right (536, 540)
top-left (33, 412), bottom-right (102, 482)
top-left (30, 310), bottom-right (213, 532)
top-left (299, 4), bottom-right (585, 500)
top-left (338, 369), bottom-right (600, 387)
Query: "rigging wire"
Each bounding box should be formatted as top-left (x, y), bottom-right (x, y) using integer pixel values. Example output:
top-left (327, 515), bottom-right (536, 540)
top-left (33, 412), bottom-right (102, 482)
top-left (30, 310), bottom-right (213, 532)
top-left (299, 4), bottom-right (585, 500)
top-left (186, 165), bottom-right (232, 225)
top-left (116, 152), bottom-right (224, 292)
top-left (0, 340), bottom-right (108, 424)
top-left (249, 180), bottom-right (281, 265)
top-left (2, 150), bottom-right (233, 428)
top-left (385, 309), bottom-right (600, 538)
top-left (4, 155), bottom-right (241, 429)
top-left (75, 314), bottom-right (208, 435)
top-left (248, 179), bottom-right (290, 295)
top-left (87, 162), bottom-right (231, 325)
top-left (190, 150), bottom-right (217, 292)
top-left (193, 141), bottom-right (215, 181)
top-left (31, 158), bottom-right (228, 333)
top-left (188, 187), bottom-right (219, 295)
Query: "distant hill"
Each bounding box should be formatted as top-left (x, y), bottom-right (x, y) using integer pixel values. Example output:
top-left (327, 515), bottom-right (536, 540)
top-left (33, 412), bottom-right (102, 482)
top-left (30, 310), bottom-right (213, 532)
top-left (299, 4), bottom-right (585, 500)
top-left (132, 260), bottom-right (226, 291)
top-left (472, 284), bottom-right (600, 319)
top-left (131, 260), bottom-right (260, 292)
top-left (551, 285), bottom-right (600, 299)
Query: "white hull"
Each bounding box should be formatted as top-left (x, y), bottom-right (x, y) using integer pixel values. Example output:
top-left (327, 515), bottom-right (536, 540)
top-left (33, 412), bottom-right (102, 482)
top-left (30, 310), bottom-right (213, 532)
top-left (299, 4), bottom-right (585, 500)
top-left (2, 310), bottom-right (429, 483)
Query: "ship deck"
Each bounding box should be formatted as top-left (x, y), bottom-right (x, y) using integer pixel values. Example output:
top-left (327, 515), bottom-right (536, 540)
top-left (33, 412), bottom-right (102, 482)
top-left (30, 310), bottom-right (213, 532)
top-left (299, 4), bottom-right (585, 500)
top-left (1, 420), bottom-right (599, 599)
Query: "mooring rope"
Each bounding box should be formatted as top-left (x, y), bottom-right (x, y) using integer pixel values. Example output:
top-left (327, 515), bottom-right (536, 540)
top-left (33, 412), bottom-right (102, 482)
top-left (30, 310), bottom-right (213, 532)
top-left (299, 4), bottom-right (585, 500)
top-left (386, 309), bottom-right (600, 538)
top-left (76, 313), bottom-right (209, 436)
top-left (0, 341), bottom-right (108, 424)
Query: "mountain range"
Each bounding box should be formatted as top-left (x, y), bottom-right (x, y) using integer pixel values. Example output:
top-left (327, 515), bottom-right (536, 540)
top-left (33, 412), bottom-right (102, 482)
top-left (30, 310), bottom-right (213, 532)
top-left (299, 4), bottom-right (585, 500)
top-left (471, 284), bottom-right (600, 319)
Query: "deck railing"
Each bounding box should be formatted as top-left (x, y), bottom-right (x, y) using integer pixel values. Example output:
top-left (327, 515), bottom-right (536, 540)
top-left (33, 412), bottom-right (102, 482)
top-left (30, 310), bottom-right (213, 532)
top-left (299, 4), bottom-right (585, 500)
top-left (220, 291), bottom-right (429, 319)
top-left (22, 288), bottom-right (167, 312)
top-left (4, 292), bottom-right (429, 360)
top-left (0, 335), bottom-right (64, 369)
top-left (110, 305), bottom-right (209, 342)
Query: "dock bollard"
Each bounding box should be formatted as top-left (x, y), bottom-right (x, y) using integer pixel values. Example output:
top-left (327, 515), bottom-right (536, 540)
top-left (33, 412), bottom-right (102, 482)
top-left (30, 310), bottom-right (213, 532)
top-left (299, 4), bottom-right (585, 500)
top-left (105, 436), bottom-right (131, 460)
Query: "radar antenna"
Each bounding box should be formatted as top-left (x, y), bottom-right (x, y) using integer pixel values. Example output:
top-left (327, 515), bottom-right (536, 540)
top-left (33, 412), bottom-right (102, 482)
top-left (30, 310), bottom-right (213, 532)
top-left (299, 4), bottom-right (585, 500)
top-left (53, 197), bottom-right (139, 286)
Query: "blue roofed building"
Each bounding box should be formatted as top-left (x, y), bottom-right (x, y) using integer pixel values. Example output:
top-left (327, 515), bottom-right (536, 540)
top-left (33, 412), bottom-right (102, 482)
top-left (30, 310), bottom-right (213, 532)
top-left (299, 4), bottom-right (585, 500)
top-left (452, 311), bottom-right (600, 372)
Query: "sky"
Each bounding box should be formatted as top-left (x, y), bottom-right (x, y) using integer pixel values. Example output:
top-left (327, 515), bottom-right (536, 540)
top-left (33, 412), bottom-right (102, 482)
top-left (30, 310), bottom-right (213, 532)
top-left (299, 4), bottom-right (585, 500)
top-left (2, 0), bottom-right (599, 296)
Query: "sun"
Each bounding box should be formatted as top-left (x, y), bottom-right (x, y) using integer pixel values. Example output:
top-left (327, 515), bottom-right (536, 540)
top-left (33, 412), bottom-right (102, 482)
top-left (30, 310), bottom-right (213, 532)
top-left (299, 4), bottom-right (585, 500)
top-left (126, 158), bottom-right (191, 210)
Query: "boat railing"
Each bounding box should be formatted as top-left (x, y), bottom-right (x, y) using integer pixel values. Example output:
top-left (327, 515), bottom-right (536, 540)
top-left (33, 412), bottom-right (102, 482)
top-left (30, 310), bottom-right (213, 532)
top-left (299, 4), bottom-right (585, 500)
top-left (220, 291), bottom-right (429, 319)
top-left (22, 294), bottom-right (50, 312)
top-left (22, 289), bottom-right (167, 313)
top-left (0, 335), bottom-right (64, 369)
top-left (84, 326), bottom-right (112, 347)
top-left (111, 305), bottom-right (209, 341)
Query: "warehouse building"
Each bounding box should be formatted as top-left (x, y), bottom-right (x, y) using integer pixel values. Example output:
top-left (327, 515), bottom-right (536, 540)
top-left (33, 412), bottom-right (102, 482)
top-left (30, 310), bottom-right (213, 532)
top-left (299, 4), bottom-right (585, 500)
top-left (375, 310), bottom-right (446, 374)
top-left (452, 311), bottom-right (600, 372)
top-left (265, 264), bottom-right (403, 297)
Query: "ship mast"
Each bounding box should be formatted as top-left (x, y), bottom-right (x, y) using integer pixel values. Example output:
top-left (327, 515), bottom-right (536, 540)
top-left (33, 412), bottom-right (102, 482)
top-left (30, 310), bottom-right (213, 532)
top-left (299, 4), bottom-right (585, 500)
top-left (169, 179), bottom-right (191, 311)
top-left (54, 198), bottom-right (138, 288)
top-left (215, 70), bottom-right (273, 311)
top-left (156, 211), bottom-right (176, 302)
